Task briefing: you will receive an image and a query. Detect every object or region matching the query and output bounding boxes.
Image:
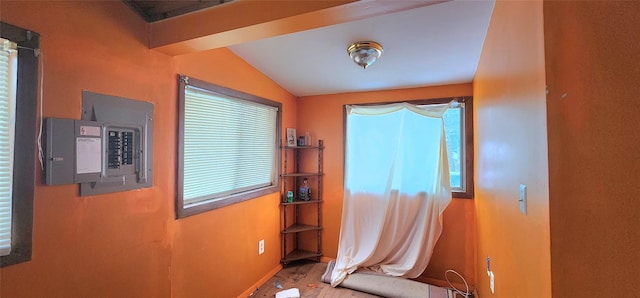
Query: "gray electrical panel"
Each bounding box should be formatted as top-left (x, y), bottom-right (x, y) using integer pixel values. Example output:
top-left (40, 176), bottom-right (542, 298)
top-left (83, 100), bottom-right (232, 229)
top-left (45, 91), bottom-right (153, 196)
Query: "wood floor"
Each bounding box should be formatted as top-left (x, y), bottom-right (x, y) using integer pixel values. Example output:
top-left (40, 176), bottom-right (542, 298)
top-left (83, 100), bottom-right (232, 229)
top-left (249, 261), bottom-right (380, 298)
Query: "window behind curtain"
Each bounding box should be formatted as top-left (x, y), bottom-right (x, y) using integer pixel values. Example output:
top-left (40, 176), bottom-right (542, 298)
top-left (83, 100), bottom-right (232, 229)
top-left (344, 97), bottom-right (473, 198)
top-left (439, 100), bottom-right (473, 198)
top-left (176, 75), bottom-right (281, 218)
top-left (421, 101), bottom-right (472, 196)
top-left (0, 38), bottom-right (17, 256)
top-left (439, 105), bottom-right (464, 191)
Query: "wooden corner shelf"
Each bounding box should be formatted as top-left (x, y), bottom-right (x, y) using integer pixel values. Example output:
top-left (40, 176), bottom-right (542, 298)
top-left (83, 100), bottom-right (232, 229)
top-left (281, 199), bottom-right (322, 206)
top-left (281, 249), bottom-right (323, 264)
top-left (282, 224), bottom-right (322, 234)
top-left (281, 139), bottom-right (323, 266)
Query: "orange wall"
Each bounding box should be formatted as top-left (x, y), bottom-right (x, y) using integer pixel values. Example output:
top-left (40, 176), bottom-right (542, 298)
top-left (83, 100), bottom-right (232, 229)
top-left (297, 84), bottom-right (476, 285)
top-left (0, 2), bottom-right (173, 297)
top-left (0, 2), bottom-right (294, 297)
top-left (473, 1), bottom-right (551, 297)
top-left (544, 2), bottom-right (640, 296)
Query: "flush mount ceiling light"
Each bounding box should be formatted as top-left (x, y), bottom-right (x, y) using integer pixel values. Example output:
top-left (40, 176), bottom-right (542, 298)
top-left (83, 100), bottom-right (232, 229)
top-left (347, 41), bottom-right (383, 69)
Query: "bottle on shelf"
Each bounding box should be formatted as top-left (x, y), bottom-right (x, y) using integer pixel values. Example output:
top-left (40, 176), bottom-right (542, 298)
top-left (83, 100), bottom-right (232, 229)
top-left (287, 191), bottom-right (294, 203)
top-left (299, 178), bottom-right (311, 201)
top-left (305, 131), bottom-right (312, 146)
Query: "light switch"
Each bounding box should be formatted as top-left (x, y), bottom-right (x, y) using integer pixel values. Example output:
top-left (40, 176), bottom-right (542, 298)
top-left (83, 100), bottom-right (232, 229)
top-left (519, 184), bottom-right (527, 215)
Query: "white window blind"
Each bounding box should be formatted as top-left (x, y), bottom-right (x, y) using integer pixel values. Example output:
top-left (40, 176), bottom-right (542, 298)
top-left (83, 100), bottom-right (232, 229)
top-left (182, 85), bottom-right (278, 207)
top-left (0, 38), bottom-right (17, 256)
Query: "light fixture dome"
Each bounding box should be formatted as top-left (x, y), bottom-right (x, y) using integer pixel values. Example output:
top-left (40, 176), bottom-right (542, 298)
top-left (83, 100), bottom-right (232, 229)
top-left (347, 41), bottom-right (383, 69)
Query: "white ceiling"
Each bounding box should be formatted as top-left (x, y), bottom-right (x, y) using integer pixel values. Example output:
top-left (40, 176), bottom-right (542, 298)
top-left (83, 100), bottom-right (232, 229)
top-left (229, 0), bottom-right (495, 97)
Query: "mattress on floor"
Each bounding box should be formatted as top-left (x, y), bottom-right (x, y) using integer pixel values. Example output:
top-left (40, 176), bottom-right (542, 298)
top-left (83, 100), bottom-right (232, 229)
top-left (322, 261), bottom-right (458, 298)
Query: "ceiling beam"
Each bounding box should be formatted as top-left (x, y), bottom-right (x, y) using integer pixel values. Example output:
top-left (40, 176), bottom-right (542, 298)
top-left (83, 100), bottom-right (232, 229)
top-left (150, 0), bottom-right (447, 56)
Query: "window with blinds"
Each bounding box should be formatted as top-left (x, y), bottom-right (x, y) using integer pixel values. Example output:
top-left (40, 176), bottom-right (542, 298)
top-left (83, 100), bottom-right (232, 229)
top-left (0, 38), bottom-right (17, 256)
top-left (176, 76), bottom-right (281, 218)
top-left (1, 22), bottom-right (38, 267)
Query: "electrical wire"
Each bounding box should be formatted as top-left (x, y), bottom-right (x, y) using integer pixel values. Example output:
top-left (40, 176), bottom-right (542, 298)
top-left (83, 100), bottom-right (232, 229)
top-left (12, 44), bottom-right (44, 171)
top-left (35, 49), bottom-right (44, 171)
top-left (445, 269), bottom-right (471, 298)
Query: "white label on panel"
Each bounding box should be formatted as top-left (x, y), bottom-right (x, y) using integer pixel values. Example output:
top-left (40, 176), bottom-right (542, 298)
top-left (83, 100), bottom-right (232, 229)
top-left (80, 125), bottom-right (101, 136)
top-left (76, 137), bottom-right (102, 174)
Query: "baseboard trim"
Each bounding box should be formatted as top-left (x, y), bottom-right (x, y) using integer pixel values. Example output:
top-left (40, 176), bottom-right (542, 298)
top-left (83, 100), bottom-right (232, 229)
top-left (239, 263), bottom-right (283, 298)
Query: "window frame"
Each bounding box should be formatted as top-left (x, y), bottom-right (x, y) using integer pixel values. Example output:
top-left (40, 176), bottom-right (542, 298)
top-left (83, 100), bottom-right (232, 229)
top-left (343, 97), bottom-right (474, 199)
top-left (0, 22), bottom-right (38, 267)
top-left (176, 75), bottom-right (282, 218)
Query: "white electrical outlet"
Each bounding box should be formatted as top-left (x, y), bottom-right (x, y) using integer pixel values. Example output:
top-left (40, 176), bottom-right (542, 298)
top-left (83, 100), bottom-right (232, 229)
top-left (258, 239), bottom-right (265, 255)
top-left (489, 271), bottom-right (495, 294)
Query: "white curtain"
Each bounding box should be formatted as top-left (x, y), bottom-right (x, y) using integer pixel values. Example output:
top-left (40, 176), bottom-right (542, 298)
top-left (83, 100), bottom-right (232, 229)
top-left (330, 102), bottom-right (453, 287)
